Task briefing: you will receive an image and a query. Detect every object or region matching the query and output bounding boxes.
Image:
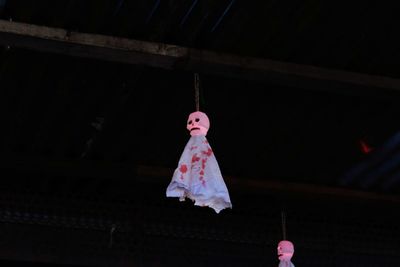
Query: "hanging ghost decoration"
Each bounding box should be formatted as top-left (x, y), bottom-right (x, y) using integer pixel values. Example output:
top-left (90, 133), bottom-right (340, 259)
top-left (166, 111), bottom-right (232, 213)
top-left (277, 240), bottom-right (295, 267)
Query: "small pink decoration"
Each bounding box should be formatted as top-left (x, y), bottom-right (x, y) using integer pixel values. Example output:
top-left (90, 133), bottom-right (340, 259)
top-left (187, 111), bottom-right (210, 136)
top-left (278, 240), bottom-right (295, 267)
top-left (166, 111), bottom-right (232, 213)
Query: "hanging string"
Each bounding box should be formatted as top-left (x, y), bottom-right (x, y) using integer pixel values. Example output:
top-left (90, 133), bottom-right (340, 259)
top-left (194, 73), bottom-right (200, 111)
top-left (108, 224), bottom-right (116, 248)
top-left (281, 210), bottom-right (287, 240)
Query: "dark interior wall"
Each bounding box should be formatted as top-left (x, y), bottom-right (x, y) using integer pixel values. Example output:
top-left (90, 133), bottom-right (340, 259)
top-left (2, 48), bottom-right (400, 192)
top-left (0, 173), bottom-right (399, 267)
top-left (0, 46), bottom-right (400, 266)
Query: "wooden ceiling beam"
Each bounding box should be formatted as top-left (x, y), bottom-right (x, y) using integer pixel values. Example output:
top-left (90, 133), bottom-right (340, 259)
top-left (2, 158), bottom-right (400, 204)
top-left (1, 20), bottom-right (400, 93)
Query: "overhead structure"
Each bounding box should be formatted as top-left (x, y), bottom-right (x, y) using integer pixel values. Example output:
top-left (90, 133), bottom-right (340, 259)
top-left (1, 20), bottom-right (400, 94)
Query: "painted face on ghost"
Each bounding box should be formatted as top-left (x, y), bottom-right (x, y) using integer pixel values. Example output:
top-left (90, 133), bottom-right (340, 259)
top-left (187, 111), bottom-right (210, 136)
top-left (277, 240), bottom-right (294, 261)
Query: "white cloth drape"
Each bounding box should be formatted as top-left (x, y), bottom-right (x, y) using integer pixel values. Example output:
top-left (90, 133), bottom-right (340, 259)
top-left (166, 135), bottom-right (232, 213)
top-left (279, 261), bottom-right (295, 267)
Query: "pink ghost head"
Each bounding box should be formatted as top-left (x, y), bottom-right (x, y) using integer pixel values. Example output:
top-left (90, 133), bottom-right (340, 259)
top-left (277, 240), bottom-right (294, 261)
top-left (186, 111), bottom-right (210, 136)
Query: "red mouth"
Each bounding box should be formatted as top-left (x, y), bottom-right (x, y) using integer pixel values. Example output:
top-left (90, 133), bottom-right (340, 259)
top-left (190, 127), bottom-right (200, 132)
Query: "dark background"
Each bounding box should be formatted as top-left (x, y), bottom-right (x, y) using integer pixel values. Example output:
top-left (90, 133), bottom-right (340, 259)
top-left (0, 0), bottom-right (400, 266)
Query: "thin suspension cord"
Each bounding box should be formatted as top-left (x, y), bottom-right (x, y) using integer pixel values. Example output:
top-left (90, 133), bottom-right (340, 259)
top-left (194, 73), bottom-right (200, 111)
top-left (108, 224), bottom-right (116, 248)
top-left (281, 210), bottom-right (287, 240)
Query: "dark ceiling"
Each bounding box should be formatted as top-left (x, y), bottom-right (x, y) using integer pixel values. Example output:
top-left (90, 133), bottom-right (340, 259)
top-left (3, 0), bottom-right (400, 77)
top-left (1, 0), bottom-right (400, 192)
top-left (0, 0), bottom-right (400, 266)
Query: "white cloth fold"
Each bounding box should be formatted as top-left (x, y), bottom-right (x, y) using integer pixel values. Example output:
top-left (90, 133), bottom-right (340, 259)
top-left (279, 261), bottom-right (295, 267)
top-left (166, 135), bottom-right (232, 213)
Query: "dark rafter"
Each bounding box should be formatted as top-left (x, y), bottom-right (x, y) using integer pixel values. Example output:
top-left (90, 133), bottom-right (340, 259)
top-left (2, 158), bottom-right (400, 204)
top-left (1, 19), bottom-right (400, 94)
